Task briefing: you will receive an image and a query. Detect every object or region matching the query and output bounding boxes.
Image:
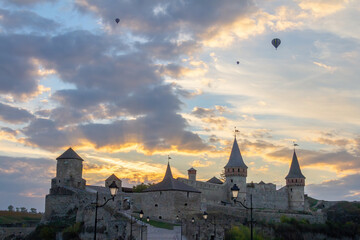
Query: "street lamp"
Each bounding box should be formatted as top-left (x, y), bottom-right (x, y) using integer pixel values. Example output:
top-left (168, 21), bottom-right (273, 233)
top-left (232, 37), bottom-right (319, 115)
top-left (176, 215), bottom-right (183, 240)
top-left (139, 210), bottom-right (144, 240)
top-left (93, 181), bottom-right (119, 240)
top-left (191, 217), bottom-right (201, 240)
top-left (231, 184), bottom-right (254, 240)
top-left (203, 211), bottom-right (216, 240)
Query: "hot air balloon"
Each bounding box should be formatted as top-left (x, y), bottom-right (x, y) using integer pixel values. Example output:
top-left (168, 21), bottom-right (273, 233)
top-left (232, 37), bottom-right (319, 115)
top-left (271, 38), bottom-right (281, 50)
top-left (115, 18), bottom-right (120, 24)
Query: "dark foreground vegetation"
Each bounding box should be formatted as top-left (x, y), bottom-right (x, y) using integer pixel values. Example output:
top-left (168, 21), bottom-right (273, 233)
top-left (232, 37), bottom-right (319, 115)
top-left (226, 201), bottom-right (360, 240)
top-left (0, 211), bottom-right (42, 227)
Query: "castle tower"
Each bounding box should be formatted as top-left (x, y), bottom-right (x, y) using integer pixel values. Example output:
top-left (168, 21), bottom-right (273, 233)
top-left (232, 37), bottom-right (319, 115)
top-left (188, 167), bottom-right (197, 181)
top-left (105, 174), bottom-right (122, 192)
top-left (224, 137), bottom-right (248, 202)
top-left (285, 150), bottom-right (305, 210)
top-left (51, 147), bottom-right (86, 190)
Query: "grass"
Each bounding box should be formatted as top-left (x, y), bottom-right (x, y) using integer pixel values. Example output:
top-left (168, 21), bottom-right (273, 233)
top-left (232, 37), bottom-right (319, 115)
top-left (133, 215), bottom-right (178, 230)
top-left (0, 211), bottom-right (42, 225)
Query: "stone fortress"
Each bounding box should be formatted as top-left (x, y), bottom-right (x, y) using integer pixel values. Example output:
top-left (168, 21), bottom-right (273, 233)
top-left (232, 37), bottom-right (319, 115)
top-left (43, 136), bottom-right (323, 239)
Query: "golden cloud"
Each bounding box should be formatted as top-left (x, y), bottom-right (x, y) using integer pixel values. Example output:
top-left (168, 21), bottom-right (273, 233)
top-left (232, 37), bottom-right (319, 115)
top-left (83, 154), bottom-right (186, 185)
top-left (297, 0), bottom-right (349, 17)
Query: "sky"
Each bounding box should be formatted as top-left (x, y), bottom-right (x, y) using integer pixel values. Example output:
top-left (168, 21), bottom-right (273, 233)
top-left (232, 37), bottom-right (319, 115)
top-left (0, 0), bottom-right (359, 212)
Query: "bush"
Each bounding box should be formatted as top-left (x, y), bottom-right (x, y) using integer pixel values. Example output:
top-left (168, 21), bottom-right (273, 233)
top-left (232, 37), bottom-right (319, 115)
top-left (225, 225), bottom-right (264, 240)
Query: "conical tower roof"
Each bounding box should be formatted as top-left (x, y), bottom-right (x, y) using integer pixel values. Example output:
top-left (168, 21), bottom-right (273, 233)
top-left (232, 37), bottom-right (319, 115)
top-left (207, 176), bottom-right (223, 184)
top-left (106, 174), bottom-right (121, 182)
top-left (285, 151), bottom-right (305, 179)
top-left (56, 147), bottom-right (83, 161)
top-left (224, 137), bottom-right (247, 168)
top-left (145, 163), bottom-right (200, 193)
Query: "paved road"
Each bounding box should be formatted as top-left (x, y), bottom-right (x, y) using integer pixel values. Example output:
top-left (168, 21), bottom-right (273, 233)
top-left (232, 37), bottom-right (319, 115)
top-left (147, 225), bottom-right (186, 240)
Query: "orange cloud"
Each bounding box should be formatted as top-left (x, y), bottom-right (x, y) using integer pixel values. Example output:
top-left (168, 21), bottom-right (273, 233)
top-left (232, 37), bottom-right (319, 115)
top-left (83, 154), bottom-right (186, 185)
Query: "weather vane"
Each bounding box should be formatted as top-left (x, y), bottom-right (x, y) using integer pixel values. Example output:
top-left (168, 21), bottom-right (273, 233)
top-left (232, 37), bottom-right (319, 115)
top-left (293, 141), bottom-right (299, 150)
top-left (234, 127), bottom-right (240, 138)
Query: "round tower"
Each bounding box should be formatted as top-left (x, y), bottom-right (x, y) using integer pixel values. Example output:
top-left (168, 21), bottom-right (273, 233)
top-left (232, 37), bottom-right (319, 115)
top-left (51, 147), bottom-right (86, 190)
top-left (285, 150), bottom-right (305, 211)
top-left (224, 137), bottom-right (248, 202)
top-left (188, 167), bottom-right (197, 181)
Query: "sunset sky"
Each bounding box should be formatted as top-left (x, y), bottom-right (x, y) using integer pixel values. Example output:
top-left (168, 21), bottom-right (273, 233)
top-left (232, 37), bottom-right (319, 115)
top-left (0, 0), bottom-right (359, 211)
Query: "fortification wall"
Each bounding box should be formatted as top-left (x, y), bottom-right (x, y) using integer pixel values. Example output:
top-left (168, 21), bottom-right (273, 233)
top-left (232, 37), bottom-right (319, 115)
top-left (247, 185), bottom-right (289, 210)
top-left (177, 178), bottom-right (228, 203)
top-left (138, 191), bottom-right (201, 221)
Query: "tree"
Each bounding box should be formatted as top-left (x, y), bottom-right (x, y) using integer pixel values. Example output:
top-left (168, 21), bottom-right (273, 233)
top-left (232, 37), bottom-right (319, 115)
top-left (219, 169), bottom-right (226, 181)
top-left (30, 208), bottom-right (37, 214)
top-left (8, 205), bottom-right (14, 212)
top-left (132, 183), bottom-right (154, 192)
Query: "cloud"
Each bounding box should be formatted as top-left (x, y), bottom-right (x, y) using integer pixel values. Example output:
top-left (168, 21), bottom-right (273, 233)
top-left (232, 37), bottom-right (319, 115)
top-left (313, 61), bottom-right (337, 72)
top-left (0, 102), bottom-right (33, 123)
top-left (0, 8), bottom-right (59, 32)
top-left (296, 0), bottom-right (349, 17)
top-left (306, 173), bottom-right (360, 201)
top-left (267, 148), bottom-right (360, 173)
top-left (0, 155), bottom-right (54, 211)
top-left (1, 0), bottom-right (57, 6)
top-left (190, 159), bottom-right (214, 168)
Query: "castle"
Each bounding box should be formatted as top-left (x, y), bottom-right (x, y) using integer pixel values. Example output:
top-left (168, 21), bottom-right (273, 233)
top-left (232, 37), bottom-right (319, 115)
top-left (43, 136), bottom-right (316, 239)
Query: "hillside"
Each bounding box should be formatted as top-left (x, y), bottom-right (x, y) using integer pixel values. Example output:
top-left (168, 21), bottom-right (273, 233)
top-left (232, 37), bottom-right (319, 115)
top-left (0, 211), bottom-right (42, 226)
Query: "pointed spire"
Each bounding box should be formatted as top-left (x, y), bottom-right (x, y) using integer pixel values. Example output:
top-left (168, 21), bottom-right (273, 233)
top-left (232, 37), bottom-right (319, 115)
top-left (144, 162), bottom-right (200, 193)
top-left (163, 162), bottom-right (174, 180)
top-left (285, 150), bottom-right (305, 179)
top-left (56, 147), bottom-right (83, 161)
top-left (224, 137), bottom-right (247, 168)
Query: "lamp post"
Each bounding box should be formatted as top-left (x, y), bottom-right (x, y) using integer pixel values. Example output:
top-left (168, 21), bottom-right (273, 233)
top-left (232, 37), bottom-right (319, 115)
top-left (203, 211), bottom-right (216, 240)
top-left (139, 210), bottom-right (144, 240)
top-left (231, 184), bottom-right (253, 240)
top-left (93, 181), bottom-right (119, 240)
top-left (176, 215), bottom-right (183, 240)
top-left (192, 217), bottom-right (201, 240)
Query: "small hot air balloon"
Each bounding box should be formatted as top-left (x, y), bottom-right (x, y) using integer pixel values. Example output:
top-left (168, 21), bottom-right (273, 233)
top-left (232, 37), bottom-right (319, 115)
top-left (236, 61), bottom-right (240, 65)
top-left (115, 18), bottom-right (120, 24)
top-left (271, 38), bottom-right (281, 50)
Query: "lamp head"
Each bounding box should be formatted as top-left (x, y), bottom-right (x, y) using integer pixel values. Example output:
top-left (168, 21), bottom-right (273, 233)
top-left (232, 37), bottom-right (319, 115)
top-left (203, 211), bottom-right (208, 220)
top-left (108, 181), bottom-right (119, 198)
top-left (231, 184), bottom-right (240, 199)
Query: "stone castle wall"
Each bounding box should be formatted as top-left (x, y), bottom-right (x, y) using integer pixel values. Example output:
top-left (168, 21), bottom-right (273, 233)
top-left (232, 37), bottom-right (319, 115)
top-left (247, 184), bottom-right (289, 210)
top-left (138, 191), bottom-right (201, 221)
top-left (178, 178), bottom-right (228, 203)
